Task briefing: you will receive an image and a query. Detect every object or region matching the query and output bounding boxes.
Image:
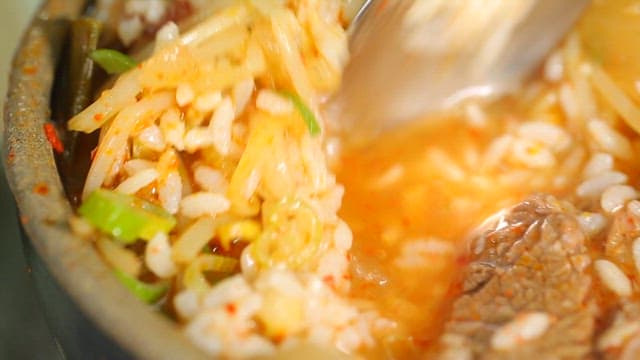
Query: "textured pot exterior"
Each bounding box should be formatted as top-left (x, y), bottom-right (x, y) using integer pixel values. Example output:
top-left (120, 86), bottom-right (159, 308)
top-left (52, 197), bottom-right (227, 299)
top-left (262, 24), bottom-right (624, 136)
top-left (2, 1), bottom-right (207, 359)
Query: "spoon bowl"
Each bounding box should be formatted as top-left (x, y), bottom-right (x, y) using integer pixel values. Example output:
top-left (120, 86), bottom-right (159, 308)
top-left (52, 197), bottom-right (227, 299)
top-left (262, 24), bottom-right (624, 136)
top-left (330, 0), bottom-right (591, 139)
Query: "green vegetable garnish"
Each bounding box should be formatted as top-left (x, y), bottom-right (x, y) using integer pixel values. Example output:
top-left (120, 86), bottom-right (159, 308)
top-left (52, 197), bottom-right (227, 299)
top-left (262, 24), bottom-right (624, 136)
top-left (114, 270), bottom-right (168, 304)
top-left (89, 49), bottom-right (138, 75)
top-left (78, 189), bottom-right (176, 244)
top-left (68, 18), bottom-right (103, 117)
top-left (280, 91), bottom-right (321, 136)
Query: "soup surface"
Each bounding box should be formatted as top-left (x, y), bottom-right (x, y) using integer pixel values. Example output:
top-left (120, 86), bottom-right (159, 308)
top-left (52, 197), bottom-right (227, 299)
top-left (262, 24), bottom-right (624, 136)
top-left (337, 105), bottom-right (586, 355)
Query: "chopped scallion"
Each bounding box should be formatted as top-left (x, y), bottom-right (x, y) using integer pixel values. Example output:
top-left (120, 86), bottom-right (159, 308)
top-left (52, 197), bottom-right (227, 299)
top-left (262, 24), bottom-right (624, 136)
top-left (114, 270), bottom-right (168, 304)
top-left (78, 189), bottom-right (176, 244)
top-left (90, 49), bottom-right (137, 75)
top-left (280, 91), bottom-right (321, 136)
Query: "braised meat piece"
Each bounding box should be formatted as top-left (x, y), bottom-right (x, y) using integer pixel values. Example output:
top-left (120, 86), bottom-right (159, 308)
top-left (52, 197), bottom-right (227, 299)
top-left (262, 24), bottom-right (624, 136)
top-left (436, 195), bottom-right (595, 359)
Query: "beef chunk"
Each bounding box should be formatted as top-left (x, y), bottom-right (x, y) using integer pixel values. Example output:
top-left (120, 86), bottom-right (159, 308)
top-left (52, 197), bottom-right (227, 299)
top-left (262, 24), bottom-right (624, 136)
top-left (436, 194), bottom-right (595, 359)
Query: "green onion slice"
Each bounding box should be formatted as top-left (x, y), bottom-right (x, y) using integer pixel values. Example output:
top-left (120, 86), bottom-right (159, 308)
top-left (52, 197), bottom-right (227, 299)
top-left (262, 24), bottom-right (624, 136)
top-left (78, 189), bottom-right (176, 244)
top-left (280, 91), bottom-right (321, 136)
top-left (89, 49), bottom-right (138, 75)
top-left (114, 270), bottom-right (168, 304)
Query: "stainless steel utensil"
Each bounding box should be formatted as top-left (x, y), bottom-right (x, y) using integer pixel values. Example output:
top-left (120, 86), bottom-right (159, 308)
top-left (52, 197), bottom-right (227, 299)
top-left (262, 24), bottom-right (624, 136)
top-left (329, 0), bottom-right (591, 138)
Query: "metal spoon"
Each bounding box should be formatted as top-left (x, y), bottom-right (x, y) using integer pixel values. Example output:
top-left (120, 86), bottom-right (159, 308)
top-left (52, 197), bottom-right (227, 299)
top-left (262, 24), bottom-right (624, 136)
top-left (329, 0), bottom-right (591, 138)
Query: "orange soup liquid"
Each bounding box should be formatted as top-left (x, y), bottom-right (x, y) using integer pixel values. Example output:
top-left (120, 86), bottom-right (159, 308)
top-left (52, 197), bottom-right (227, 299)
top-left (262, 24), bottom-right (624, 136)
top-left (336, 116), bottom-right (561, 356)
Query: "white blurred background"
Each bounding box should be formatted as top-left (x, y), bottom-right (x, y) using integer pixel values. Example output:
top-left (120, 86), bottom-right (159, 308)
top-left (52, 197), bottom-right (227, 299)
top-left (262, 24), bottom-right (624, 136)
top-left (0, 0), bottom-right (39, 111)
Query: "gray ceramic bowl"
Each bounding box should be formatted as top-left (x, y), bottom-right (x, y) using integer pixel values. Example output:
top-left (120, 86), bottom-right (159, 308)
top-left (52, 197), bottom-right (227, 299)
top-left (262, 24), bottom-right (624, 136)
top-left (3, 1), bottom-right (207, 358)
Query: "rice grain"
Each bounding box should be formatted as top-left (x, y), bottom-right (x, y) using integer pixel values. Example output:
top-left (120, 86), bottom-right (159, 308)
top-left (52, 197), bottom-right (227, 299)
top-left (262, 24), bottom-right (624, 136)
top-left (583, 152), bottom-right (614, 178)
top-left (155, 22), bottom-right (180, 51)
top-left (180, 192), bottom-right (231, 218)
top-left (174, 289), bottom-right (200, 320)
top-left (511, 138), bottom-right (556, 169)
top-left (118, 16), bottom-right (144, 46)
top-left (577, 212), bottom-right (607, 238)
top-left (588, 119), bottom-right (633, 160)
top-left (333, 220), bottom-right (353, 252)
top-left (209, 97), bottom-right (235, 156)
top-left (233, 78), bottom-right (255, 116)
top-left (159, 171), bottom-right (182, 214)
top-left (483, 135), bottom-right (513, 169)
top-left (115, 168), bottom-right (159, 195)
top-left (597, 322), bottom-right (640, 351)
top-left (594, 259), bottom-right (632, 297)
top-left (559, 84), bottom-right (579, 120)
top-left (160, 107), bottom-right (186, 150)
top-left (194, 91), bottom-right (223, 113)
top-left (576, 171), bottom-right (628, 198)
top-left (601, 185), bottom-right (638, 213)
top-left (629, 200), bottom-right (640, 217)
top-left (184, 127), bottom-right (214, 153)
top-left (544, 51), bottom-right (564, 82)
top-left (516, 121), bottom-right (570, 152)
top-left (176, 83), bottom-right (196, 107)
top-left (256, 89), bottom-right (294, 115)
top-left (145, 232), bottom-right (177, 278)
top-left (491, 312), bottom-right (552, 350)
top-left (124, 159), bottom-right (156, 176)
top-left (137, 125), bottom-right (166, 152)
top-left (465, 103), bottom-right (488, 128)
top-left (394, 238), bottom-right (454, 269)
top-left (173, 216), bottom-right (217, 263)
top-left (194, 166), bottom-right (228, 193)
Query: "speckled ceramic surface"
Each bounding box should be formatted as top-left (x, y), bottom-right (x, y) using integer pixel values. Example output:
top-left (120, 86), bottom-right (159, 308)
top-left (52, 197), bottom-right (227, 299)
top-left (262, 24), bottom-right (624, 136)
top-left (2, 1), bottom-right (207, 358)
